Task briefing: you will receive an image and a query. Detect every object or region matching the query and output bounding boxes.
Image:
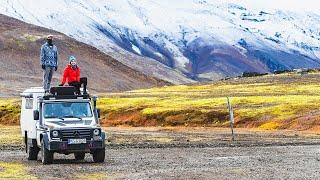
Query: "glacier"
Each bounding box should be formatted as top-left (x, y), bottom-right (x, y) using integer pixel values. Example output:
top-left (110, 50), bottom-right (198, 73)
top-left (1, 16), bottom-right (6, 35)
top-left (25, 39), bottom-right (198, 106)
top-left (0, 0), bottom-right (319, 81)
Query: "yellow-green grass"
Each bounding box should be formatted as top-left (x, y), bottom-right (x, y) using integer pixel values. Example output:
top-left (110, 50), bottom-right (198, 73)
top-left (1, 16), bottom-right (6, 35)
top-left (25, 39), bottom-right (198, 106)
top-left (0, 161), bottom-right (37, 179)
top-left (23, 34), bottom-right (42, 42)
top-left (97, 73), bottom-right (320, 130)
top-left (0, 125), bottom-right (22, 145)
top-left (76, 172), bottom-right (110, 180)
top-left (2, 73), bottom-right (320, 130)
top-left (0, 99), bottom-right (20, 125)
top-left (98, 95), bottom-right (320, 128)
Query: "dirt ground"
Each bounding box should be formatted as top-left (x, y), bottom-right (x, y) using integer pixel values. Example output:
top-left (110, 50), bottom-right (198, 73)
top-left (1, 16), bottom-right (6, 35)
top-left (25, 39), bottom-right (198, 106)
top-left (1, 127), bottom-right (320, 179)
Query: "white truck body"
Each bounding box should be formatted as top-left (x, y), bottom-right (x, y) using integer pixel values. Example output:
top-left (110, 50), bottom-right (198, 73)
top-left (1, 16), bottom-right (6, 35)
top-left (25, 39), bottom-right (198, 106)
top-left (20, 86), bottom-right (105, 164)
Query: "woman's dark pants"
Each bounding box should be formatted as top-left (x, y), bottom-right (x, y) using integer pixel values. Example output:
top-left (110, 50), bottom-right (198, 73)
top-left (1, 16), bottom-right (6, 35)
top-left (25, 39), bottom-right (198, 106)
top-left (68, 77), bottom-right (87, 95)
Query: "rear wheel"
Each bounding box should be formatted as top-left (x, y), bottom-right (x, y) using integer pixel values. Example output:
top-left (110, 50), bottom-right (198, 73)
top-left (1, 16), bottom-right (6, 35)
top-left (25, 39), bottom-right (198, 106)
top-left (74, 153), bottom-right (85, 160)
top-left (92, 148), bottom-right (105, 163)
top-left (27, 145), bottom-right (39, 160)
top-left (25, 136), bottom-right (39, 160)
top-left (41, 139), bottom-right (53, 164)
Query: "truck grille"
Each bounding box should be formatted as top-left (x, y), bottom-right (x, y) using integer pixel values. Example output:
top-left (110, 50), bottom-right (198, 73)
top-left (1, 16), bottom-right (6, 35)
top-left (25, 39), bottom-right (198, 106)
top-left (61, 129), bottom-right (91, 140)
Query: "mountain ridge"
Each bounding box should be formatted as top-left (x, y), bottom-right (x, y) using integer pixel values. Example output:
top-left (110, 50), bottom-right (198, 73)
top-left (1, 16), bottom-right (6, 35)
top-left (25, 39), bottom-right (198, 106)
top-left (0, 14), bottom-right (169, 96)
top-left (0, 0), bottom-right (319, 81)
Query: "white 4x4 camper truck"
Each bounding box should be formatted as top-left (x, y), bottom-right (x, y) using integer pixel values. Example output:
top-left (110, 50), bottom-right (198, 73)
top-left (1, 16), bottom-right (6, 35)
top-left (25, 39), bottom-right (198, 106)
top-left (20, 86), bottom-right (105, 164)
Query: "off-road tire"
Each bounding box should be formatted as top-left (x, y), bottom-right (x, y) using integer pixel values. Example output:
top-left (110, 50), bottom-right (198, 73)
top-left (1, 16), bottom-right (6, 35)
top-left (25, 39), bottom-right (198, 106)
top-left (27, 145), bottom-right (39, 160)
top-left (92, 148), bottom-right (105, 163)
top-left (74, 153), bottom-right (85, 160)
top-left (41, 139), bottom-right (53, 164)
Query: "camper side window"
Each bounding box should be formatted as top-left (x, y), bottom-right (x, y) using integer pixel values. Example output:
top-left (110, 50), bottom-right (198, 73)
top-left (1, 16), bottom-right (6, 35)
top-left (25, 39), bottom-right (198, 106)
top-left (25, 98), bottom-right (33, 109)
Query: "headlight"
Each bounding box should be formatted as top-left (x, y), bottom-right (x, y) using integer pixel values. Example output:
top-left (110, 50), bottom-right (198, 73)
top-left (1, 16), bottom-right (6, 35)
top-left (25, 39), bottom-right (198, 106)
top-left (52, 130), bottom-right (59, 137)
top-left (93, 129), bottom-right (100, 136)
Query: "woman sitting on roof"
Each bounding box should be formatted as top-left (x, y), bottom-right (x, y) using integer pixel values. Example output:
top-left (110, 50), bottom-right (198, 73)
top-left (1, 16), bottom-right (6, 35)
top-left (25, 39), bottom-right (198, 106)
top-left (59, 56), bottom-right (87, 95)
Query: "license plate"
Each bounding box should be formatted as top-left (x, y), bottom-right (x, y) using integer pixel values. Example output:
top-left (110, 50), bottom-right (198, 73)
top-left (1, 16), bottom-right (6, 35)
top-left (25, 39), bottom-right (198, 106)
top-left (68, 139), bottom-right (86, 144)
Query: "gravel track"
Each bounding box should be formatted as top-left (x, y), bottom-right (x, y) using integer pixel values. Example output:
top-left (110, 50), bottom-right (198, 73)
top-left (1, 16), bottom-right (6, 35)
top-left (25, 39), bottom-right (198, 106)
top-left (2, 145), bottom-right (320, 179)
top-left (1, 128), bottom-right (320, 179)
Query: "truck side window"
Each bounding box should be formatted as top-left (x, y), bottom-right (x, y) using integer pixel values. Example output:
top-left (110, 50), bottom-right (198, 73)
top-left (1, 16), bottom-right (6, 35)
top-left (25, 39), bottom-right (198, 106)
top-left (25, 98), bottom-right (33, 109)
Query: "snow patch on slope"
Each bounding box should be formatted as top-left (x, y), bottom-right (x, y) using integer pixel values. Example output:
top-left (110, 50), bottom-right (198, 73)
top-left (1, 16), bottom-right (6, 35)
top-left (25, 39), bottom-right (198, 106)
top-left (0, 0), bottom-right (319, 81)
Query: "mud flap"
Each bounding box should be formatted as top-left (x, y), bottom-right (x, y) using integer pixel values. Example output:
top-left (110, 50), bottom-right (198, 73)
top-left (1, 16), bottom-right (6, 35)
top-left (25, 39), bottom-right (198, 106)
top-left (27, 138), bottom-right (38, 148)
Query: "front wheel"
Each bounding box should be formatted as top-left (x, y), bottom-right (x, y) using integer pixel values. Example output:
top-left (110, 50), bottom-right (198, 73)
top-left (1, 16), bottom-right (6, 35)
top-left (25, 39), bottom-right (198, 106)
top-left (92, 148), bottom-right (105, 163)
top-left (41, 139), bottom-right (53, 164)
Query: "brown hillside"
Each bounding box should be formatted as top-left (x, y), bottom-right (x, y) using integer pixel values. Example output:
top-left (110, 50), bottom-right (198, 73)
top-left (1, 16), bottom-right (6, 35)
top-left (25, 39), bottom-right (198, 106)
top-left (0, 14), bottom-right (169, 96)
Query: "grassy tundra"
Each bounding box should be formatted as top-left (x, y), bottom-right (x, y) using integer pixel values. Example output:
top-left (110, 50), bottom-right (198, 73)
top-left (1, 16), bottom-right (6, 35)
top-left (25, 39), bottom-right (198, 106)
top-left (2, 73), bottom-right (320, 131)
top-left (98, 73), bottom-right (320, 130)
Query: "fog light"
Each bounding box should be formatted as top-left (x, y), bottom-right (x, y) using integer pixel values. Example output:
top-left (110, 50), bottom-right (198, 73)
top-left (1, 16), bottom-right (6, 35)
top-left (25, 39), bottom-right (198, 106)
top-left (93, 129), bottom-right (100, 136)
top-left (52, 130), bottom-right (59, 137)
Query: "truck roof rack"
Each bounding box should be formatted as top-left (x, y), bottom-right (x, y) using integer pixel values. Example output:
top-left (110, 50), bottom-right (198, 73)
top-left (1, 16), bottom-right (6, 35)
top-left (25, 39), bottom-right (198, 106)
top-left (43, 94), bottom-right (90, 100)
top-left (43, 86), bottom-right (90, 100)
top-left (50, 86), bottom-right (76, 96)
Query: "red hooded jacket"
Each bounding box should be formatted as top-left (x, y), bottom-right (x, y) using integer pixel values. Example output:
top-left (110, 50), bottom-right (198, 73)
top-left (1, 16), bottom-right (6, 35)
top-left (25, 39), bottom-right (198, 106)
top-left (61, 65), bottom-right (80, 85)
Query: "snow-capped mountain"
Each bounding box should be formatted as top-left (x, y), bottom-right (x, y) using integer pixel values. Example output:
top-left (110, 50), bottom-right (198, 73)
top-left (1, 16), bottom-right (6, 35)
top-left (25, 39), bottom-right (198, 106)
top-left (1, 0), bottom-right (320, 81)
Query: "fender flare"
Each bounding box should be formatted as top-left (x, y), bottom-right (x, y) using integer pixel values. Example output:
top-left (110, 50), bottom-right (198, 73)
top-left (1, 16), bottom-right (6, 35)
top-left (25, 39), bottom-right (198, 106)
top-left (101, 132), bottom-right (106, 147)
top-left (41, 133), bottom-right (50, 149)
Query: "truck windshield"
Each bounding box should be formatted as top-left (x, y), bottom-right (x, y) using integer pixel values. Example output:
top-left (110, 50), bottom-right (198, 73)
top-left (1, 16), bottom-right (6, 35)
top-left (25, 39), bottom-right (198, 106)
top-left (44, 102), bottom-right (93, 119)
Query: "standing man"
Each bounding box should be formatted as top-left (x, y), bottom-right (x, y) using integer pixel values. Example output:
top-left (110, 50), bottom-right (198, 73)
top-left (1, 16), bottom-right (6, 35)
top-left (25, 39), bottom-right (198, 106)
top-left (40, 34), bottom-right (58, 94)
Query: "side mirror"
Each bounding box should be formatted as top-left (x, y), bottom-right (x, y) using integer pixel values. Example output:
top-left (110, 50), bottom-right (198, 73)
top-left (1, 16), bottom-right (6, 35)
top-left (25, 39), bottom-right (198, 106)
top-left (33, 110), bottom-right (39, 120)
top-left (97, 109), bottom-right (101, 119)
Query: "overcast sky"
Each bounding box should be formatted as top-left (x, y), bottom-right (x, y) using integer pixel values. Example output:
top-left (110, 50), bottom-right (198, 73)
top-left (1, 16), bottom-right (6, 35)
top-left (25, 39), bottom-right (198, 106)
top-left (225, 0), bottom-right (320, 13)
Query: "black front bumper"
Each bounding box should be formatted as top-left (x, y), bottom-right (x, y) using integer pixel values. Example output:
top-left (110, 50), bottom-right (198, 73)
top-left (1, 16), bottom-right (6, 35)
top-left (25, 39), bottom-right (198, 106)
top-left (42, 131), bottom-right (106, 153)
top-left (47, 139), bottom-right (105, 152)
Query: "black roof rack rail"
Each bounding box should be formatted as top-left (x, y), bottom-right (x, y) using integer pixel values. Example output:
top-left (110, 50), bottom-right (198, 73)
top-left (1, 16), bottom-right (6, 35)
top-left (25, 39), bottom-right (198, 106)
top-left (43, 86), bottom-right (90, 100)
top-left (50, 86), bottom-right (76, 96)
top-left (43, 94), bottom-right (90, 100)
